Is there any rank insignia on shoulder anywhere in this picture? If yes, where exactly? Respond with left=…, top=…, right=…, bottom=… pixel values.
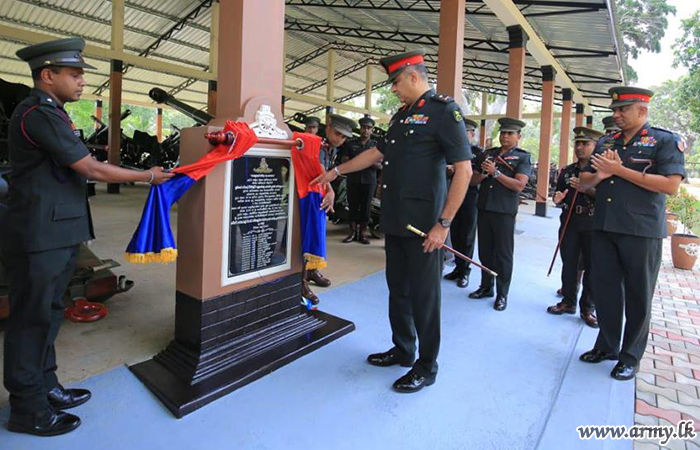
left=453, top=109, right=463, bottom=122
left=676, top=135, right=687, bottom=153
left=434, top=94, right=453, bottom=104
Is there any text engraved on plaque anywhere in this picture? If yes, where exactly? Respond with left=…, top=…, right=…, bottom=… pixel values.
left=228, top=156, right=290, bottom=277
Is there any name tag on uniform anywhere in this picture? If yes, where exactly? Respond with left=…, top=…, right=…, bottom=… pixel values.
left=403, top=114, right=429, bottom=125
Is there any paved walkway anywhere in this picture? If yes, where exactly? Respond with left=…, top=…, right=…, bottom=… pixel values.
left=635, top=240, right=700, bottom=449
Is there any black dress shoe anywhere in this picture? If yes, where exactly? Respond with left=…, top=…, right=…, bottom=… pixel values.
left=456, top=275, right=469, bottom=288
left=48, top=386, right=92, bottom=410
left=392, top=370, right=436, bottom=393
left=579, top=349, right=618, bottom=363
left=367, top=350, right=414, bottom=368
left=8, top=408, right=81, bottom=436
left=443, top=269, right=462, bottom=281
left=546, top=301, right=576, bottom=315
left=468, top=286, right=494, bottom=299
left=493, top=295, right=507, bottom=311
left=611, top=361, right=638, bottom=380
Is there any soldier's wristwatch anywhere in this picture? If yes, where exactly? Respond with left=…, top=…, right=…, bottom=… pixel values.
left=439, top=218, right=452, bottom=228
left=492, top=170, right=502, bottom=179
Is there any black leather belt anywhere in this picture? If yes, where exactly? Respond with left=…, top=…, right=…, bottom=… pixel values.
left=575, top=205, right=594, bottom=215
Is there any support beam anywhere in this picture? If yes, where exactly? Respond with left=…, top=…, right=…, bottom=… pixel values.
left=436, top=0, right=466, bottom=105
left=506, top=25, right=527, bottom=119
left=156, top=108, right=163, bottom=143
left=325, top=48, right=335, bottom=121
left=111, top=0, right=124, bottom=53
left=107, top=59, right=123, bottom=194
left=95, top=100, right=103, bottom=130
left=536, top=66, right=556, bottom=217
left=283, top=91, right=390, bottom=120
left=479, top=92, right=488, bottom=148
left=0, top=24, right=216, bottom=82
left=365, top=65, right=372, bottom=111
left=209, top=1, right=219, bottom=78
left=559, top=88, right=573, bottom=169
left=575, top=104, right=584, bottom=128
left=482, top=0, right=593, bottom=114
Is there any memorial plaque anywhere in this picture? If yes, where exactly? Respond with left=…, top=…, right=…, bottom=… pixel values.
left=222, top=149, right=293, bottom=284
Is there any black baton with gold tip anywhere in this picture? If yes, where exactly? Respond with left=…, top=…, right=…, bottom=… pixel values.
left=406, top=225, right=498, bottom=277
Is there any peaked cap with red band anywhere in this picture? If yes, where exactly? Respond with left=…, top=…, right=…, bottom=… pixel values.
left=608, top=86, right=654, bottom=109
left=379, top=49, right=426, bottom=81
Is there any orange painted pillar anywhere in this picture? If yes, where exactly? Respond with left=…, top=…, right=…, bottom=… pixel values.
left=479, top=119, right=487, bottom=148
left=107, top=59, right=122, bottom=194
left=95, top=99, right=103, bottom=130
left=506, top=25, right=528, bottom=119
left=559, top=89, right=573, bottom=169
left=536, top=66, right=556, bottom=217
left=207, top=80, right=217, bottom=116
left=436, top=0, right=466, bottom=102
left=575, top=104, right=584, bottom=128
left=156, top=108, right=163, bottom=143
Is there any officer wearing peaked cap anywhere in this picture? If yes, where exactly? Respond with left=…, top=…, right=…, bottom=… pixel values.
left=340, top=115, right=379, bottom=245
left=303, top=116, right=321, bottom=135
left=547, top=127, right=604, bottom=328
left=602, top=116, right=620, bottom=134
left=302, top=113, right=358, bottom=305
left=311, top=49, right=473, bottom=393
left=445, top=117, right=483, bottom=288
left=468, top=117, right=532, bottom=311
left=0, top=38, right=173, bottom=436
left=578, top=86, right=685, bottom=381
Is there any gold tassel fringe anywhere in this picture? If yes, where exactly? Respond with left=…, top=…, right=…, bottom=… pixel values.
left=125, top=248, right=178, bottom=264
left=304, top=253, right=327, bottom=271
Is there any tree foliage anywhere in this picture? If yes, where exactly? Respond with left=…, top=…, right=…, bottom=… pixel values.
left=615, top=0, right=676, bottom=81
left=673, top=10, right=700, bottom=138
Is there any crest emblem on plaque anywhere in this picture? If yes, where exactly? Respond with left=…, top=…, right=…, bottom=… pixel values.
left=253, top=157, right=273, bottom=174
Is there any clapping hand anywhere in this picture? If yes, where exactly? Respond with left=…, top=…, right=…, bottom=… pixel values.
left=553, top=189, right=568, bottom=205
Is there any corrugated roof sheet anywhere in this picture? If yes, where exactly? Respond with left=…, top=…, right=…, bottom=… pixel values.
left=0, top=0, right=624, bottom=118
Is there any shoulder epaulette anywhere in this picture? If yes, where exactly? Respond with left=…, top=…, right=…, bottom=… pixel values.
left=433, top=93, right=454, bottom=104
left=650, top=126, right=674, bottom=135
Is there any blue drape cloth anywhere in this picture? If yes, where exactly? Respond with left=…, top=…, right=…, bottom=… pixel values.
left=125, top=174, right=195, bottom=263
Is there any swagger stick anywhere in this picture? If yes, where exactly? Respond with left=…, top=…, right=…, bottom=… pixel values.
left=406, top=224, right=498, bottom=277
left=546, top=190, right=579, bottom=276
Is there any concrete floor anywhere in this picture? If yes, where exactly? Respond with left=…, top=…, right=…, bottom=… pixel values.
left=0, top=182, right=389, bottom=408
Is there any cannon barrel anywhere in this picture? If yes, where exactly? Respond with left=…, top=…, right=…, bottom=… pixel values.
left=149, top=88, right=213, bottom=126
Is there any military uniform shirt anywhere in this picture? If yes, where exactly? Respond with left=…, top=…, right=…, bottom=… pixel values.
left=466, top=145, right=483, bottom=198
left=0, top=88, right=93, bottom=252
left=340, top=137, right=378, bottom=185
left=377, top=89, right=472, bottom=236
left=477, top=146, right=532, bottom=215
left=588, top=123, right=685, bottom=238
left=556, top=162, right=595, bottom=229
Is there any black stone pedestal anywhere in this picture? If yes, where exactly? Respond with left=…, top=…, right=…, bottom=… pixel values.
left=129, top=273, right=354, bottom=418
left=535, top=201, right=547, bottom=217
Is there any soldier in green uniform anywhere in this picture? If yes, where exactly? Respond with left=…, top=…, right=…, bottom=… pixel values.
left=312, top=50, right=472, bottom=393
left=0, top=38, right=173, bottom=436
left=339, top=116, right=379, bottom=245
left=546, top=127, right=603, bottom=328
left=468, top=118, right=532, bottom=311
left=579, top=87, right=685, bottom=380
left=444, top=118, right=483, bottom=288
